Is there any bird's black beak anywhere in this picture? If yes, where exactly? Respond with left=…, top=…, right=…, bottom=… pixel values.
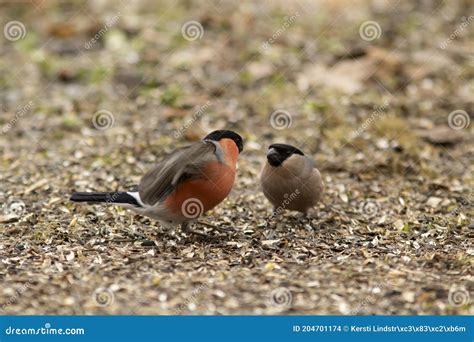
left=267, top=148, right=282, bottom=167
left=237, top=140, right=244, bottom=153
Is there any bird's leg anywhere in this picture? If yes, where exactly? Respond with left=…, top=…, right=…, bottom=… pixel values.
left=180, top=222, right=190, bottom=233
left=298, top=210, right=310, bottom=224
left=264, top=207, right=278, bottom=229
left=267, top=207, right=280, bottom=224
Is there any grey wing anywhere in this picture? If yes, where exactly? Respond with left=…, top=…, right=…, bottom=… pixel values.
left=138, top=141, right=217, bottom=206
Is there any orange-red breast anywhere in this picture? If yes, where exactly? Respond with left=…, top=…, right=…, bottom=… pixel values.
left=260, top=144, right=323, bottom=215
left=71, top=130, right=243, bottom=232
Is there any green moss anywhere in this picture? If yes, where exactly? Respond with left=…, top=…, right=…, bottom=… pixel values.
left=304, top=100, right=329, bottom=114
left=62, top=113, right=83, bottom=131
left=239, top=70, right=252, bottom=86
left=160, top=84, right=182, bottom=107
left=89, top=66, right=111, bottom=83
left=16, top=31, right=39, bottom=53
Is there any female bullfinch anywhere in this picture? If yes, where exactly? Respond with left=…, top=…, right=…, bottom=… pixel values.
left=260, top=144, right=323, bottom=215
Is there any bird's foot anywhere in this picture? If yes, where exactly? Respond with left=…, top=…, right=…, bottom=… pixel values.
left=263, top=208, right=278, bottom=227
left=296, top=211, right=312, bottom=226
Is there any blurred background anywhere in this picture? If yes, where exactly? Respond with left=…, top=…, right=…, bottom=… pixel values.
left=0, top=0, right=472, bottom=315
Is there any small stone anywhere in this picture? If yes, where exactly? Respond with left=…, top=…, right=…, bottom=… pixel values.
left=65, top=251, right=75, bottom=261
left=339, top=193, right=349, bottom=203
left=370, top=237, right=379, bottom=247
left=402, top=291, right=416, bottom=303
left=426, top=197, right=443, bottom=208
left=64, top=297, right=75, bottom=305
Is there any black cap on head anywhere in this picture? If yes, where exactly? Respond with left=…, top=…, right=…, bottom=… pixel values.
left=267, top=143, right=304, bottom=167
left=204, top=130, right=244, bottom=153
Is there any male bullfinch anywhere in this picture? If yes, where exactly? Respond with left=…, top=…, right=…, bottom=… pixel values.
left=260, top=144, right=323, bottom=215
left=70, top=130, right=243, bottom=234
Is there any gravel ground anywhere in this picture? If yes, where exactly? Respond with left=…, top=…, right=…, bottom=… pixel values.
left=0, top=0, right=472, bottom=315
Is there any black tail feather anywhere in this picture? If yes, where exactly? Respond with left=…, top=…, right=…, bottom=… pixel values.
left=70, top=192, right=139, bottom=206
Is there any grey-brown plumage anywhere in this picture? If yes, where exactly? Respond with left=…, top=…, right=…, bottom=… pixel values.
left=260, top=144, right=323, bottom=214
